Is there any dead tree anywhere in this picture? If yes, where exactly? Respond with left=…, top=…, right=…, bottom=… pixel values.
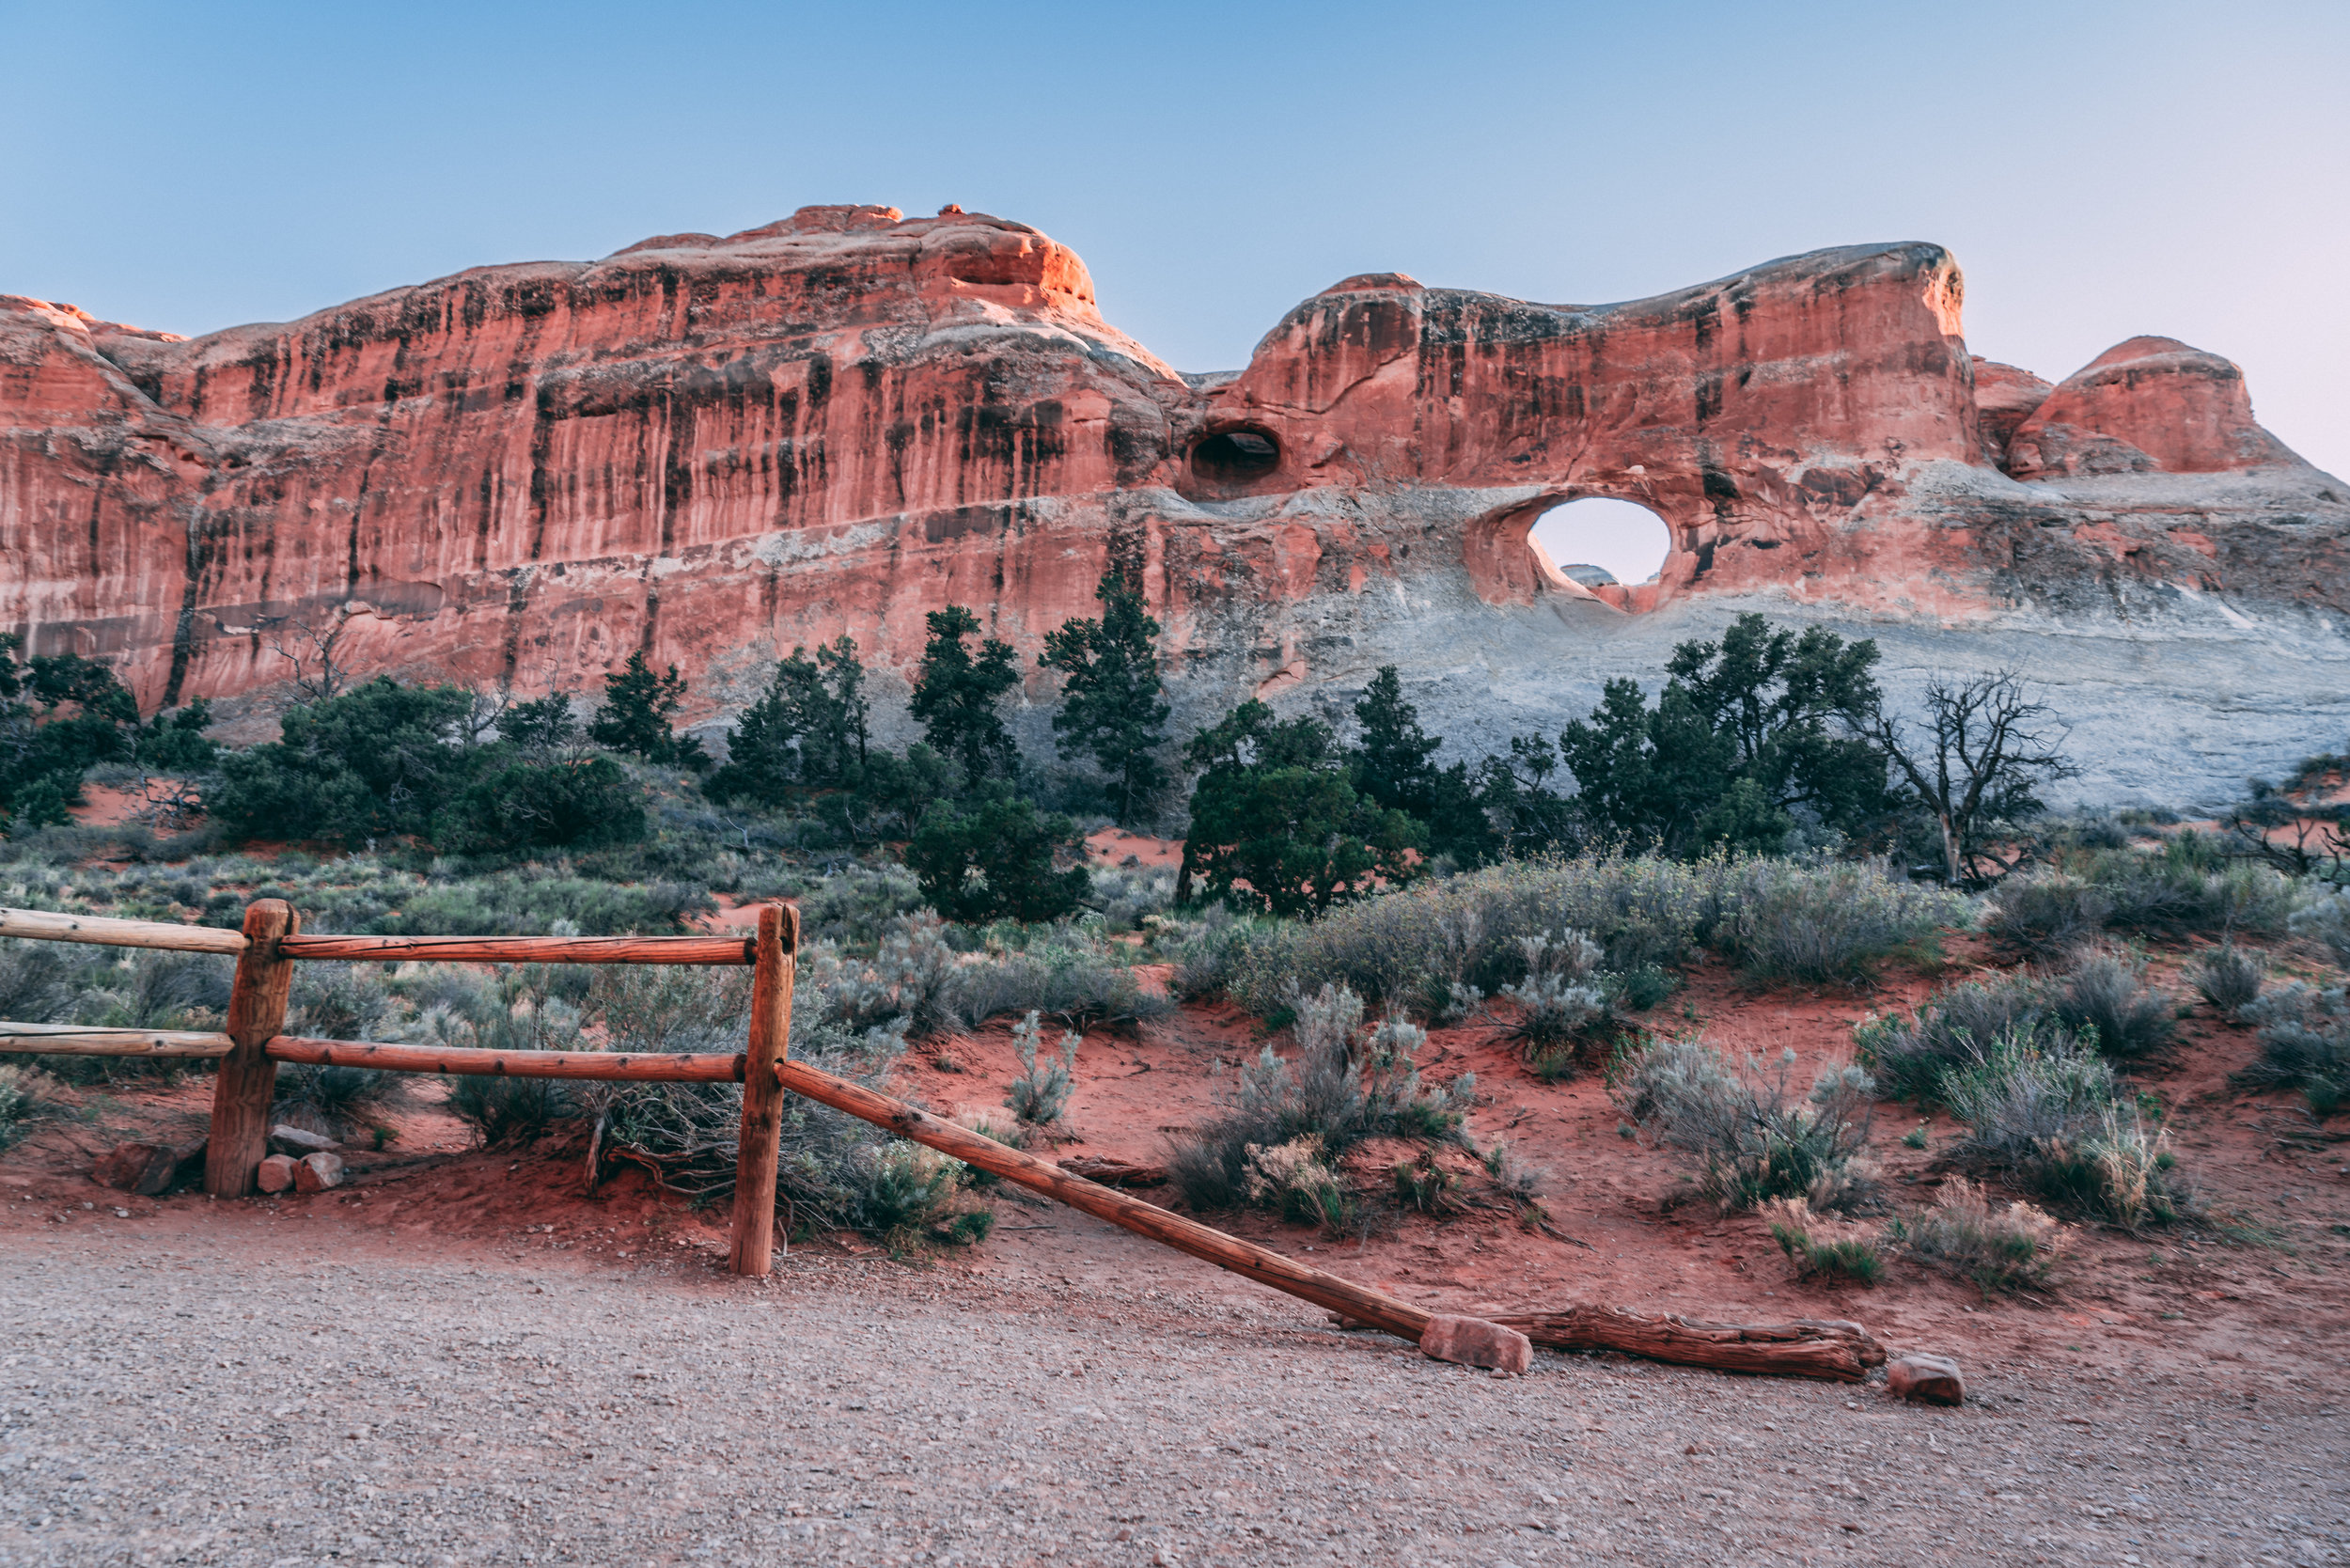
left=258, top=604, right=363, bottom=704
left=1867, top=670, right=2076, bottom=886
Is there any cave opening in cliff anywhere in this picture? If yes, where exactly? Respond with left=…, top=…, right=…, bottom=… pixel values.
left=1527, top=497, right=1670, bottom=593
left=1189, top=429, right=1281, bottom=486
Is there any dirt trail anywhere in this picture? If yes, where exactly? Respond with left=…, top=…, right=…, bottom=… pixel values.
left=1, top=1209, right=2342, bottom=1568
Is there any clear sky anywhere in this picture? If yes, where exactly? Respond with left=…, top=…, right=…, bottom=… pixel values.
left=4, top=1, right=2342, bottom=476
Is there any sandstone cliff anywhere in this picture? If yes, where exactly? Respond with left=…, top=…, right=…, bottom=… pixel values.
left=4, top=205, right=2344, bottom=806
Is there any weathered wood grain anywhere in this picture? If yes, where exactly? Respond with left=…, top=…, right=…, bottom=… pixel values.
left=0, top=907, right=247, bottom=955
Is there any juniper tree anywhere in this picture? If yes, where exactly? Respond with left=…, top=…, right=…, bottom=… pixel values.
left=1344, top=665, right=1498, bottom=867
left=1041, top=527, right=1170, bottom=824
left=588, top=651, right=709, bottom=770
left=1347, top=666, right=1440, bottom=819
left=909, top=605, right=1021, bottom=786
left=705, top=635, right=871, bottom=807
left=1558, top=614, right=1889, bottom=856
left=1179, top=700, right=1421, bottom=918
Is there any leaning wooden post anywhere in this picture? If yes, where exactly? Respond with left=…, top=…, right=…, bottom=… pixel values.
left=728, top=902, right=797, bottom=1276
left=205, top=900, right=299, bottom=1198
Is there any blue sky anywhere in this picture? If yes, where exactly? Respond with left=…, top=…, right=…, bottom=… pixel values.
left=4, top=1, right=2343, bottom=475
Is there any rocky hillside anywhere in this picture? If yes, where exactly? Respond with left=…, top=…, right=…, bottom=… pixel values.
left=4, top=205, right=2344, bottom=805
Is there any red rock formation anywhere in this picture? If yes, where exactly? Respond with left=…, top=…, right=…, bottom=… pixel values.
left=1, top=209, right=2341, bottom=736
left=1969, top=359, right=2055, bottom=467
left=2004, top=336, right=2296, bottom=478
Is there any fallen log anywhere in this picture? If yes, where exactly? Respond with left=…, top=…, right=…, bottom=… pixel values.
left=0, top=1024, right=234, bottom=1057
left=1487, top=1306, right=1888, bottom=1383
left=277, top=933, right=753, bottom=966
left=267, top=1036, right=745, bottom=1081
left=0, top=906, right=249, bottom=955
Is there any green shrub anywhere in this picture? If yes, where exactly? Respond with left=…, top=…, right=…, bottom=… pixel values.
left=274, top=958, right=405, bottom=1128
left=946, top=935, right=1172, bottom=1033
left=1935, top=1027, right=2184, bottom=1225
left=212, top=679, right=478, bottom=846
left=1608, top=1037, right=1877, bottom=1211
left=1222, top=853, right=1721, bottom=1017
left=0, top=940, right=85, bottom=1023
left=1982, top=873, right=2111, bottom=955
left=1084, top=866, right=1175, bottom=933
left=1608, top=964, right=1677, bottom=1012
left=1244, top=1136, right=1359, bottom=1234
left=2291, top=887, right=2350, bottom=966
left=1936, top=1026, right=2117, bottom=1168
left=435, top=755, right=648, bottom=856
left=1992, top=846, right=2298, bottom=953
left=567, top=956, right=938, bottom=1238
left=1390, top=1147, right=1461, bottom=1216
left=1712, top=857, right=1963, bottom=985
left=2089, top=840, right=2297, bottom=940
left=2232, top=981, right=2348, bottom=1112
left=442, top=973, right=587, bottom=1147
left=1855, top=970, right=2049, bottom=1103
left=0, top=1064, right=46, bottom=1150
left=1890, top=1177, right=2064, bottom=1296
left=1496, top=929, right=1608, bottom=1051
left=2191, top=944, right=2264, bottom=1013
left=795, top=864, right=925, bottom=949
left=2051, top=950, right=2175, bottom=1059
left=1004, top=1011, right=1080, bottom=1127
left=371, top=869, right=713, bottom=936
left=1168, top=981, right=1474, bottom=1212
left=1156, top=905, right=1280, bottom=1003
left=1760, top=1197, right=1884, bottom=1285
left=907, top=789, right=1089, bottom=925
left=858, top=1143, right=964, bottom=1241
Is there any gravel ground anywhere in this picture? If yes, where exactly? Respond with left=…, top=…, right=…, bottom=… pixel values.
left=0, top=1220, right=2342, bottom=1568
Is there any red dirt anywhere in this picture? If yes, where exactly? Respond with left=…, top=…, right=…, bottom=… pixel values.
left=1085, top=828, right=1183, bottom=869
left=65, top=783, right=149, bottom=828
left=3, top=939, right=2342, bottom=1397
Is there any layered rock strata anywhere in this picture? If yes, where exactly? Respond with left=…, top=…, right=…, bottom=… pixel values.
left=4, top=205, right=2344, bottom=805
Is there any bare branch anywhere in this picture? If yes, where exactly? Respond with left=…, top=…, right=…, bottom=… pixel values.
left=258, top=604, right=367, bottom=704
left=1868, top=670, right=2075, bottom=886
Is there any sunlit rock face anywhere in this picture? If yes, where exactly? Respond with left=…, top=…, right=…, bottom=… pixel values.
left=3, top=206, right=2344, bottom=805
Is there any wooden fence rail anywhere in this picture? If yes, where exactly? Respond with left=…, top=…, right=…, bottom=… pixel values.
left=279, top=934, right=755, bottom=965
left=0, top=902, right=1893, bottom=1381
left=0, top=1025, right=234, bottom=1057
left=264, top=1037, right=746, bottom=1082
left=0, top=907, right=249, bottom=955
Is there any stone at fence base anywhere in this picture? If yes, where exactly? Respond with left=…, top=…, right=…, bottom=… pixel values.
left=94, top=1137, right=207, bottom=1196
left=1886, top=1353, right=1965, bottom=1405
left=293, top=1152, right=346, bottom=1193
left=1418, top=1314, right=1534, bottom=1375
left=94, top=1142, right=167, bottom=1193
left=257, top=1154, right=298, bottom=1194
left=269, top=1124, right=342, bottom=1156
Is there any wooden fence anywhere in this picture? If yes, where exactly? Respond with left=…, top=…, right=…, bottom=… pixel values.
left=0, top=900, right=1893, bottom=1380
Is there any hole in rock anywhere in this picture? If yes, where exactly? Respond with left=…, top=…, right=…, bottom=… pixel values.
left=1527, top=497, right=1670, bottom=589
left=1190, top=430, right=1281, bottom=486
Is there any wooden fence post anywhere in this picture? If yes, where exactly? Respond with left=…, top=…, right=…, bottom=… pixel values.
left=728, top=902, right=797, bottom=1276
left=205, top=900, right=298, bottom=1198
